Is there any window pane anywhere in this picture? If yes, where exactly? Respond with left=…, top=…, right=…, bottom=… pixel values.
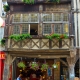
left=13, top=14, right=21, bottom=22
left=22, top=14, right=29, bottom=22
left=43, top=24, right=51, bottom=34
left=22, top=24, right=29, bottom=34
left=54, top=13, right=62, bottom=21
left=63, top=13, right=68, bottom=21
left=13, top=25, right=20, bottom=34
left=30, top=13, right=38, bottom=22
left=54, top=24, right=62, bottom=34
left=42, top=14, right=52, bottom=22
left=63, top=23, right=69, bottom=34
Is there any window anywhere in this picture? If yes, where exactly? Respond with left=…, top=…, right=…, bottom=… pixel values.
left=30, top=13, right=38, bottom=22
left=54, top=24, right=62, bottom=34
left=22, top=14, right=29, bottom=22
left=13, top=25, right=20, bottom=34
left=13, top=14, right=21, bottom=22
left=22, top=24, right=29, bottom=34
left=42, top=13, right=69, bottom=35
left=43, top=24, right=51, bottom=35
left=42, top=14, right=52, bottom=22
left=63, top=13, right=68, bottom=21
left=63, top=23, right=69, bottom=34
left=13, top=13, right=38, bottom=23
left=30, top=24, right=38, bottom=35
left=53, top=13, right=62, bottom=21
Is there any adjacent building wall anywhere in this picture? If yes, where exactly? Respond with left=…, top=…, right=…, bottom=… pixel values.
left=72, top=0, right=80, bottom=48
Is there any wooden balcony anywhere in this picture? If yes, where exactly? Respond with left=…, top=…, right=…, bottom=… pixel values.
left=5, top=37, right=74, bottom=58
left=7, top=0, right=71, bottom=4
left=7, top=38, right=73, bottom=50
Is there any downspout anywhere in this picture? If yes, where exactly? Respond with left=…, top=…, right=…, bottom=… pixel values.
left=77, top=0, right=80, bottom=48
left=72, top=0, right=78, bottom=47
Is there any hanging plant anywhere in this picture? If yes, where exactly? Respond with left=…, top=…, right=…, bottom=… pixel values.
left=30, top=62, right=39, bottom=70
left=45, top=33, right=68, bottom=40
left=22, top=0, right=35, bottom=4
left=17, top=61, right=26, bottom=69
left=0, top=38, right=6, bottom=46
left=9, top=33, right=32, bottom=41
left=41, top=63, right=49, bottom=71
left=3, top=5, right=10, bottom=12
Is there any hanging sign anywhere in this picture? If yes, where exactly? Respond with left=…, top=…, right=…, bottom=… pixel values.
left=0, top=51, right=5, bottom=59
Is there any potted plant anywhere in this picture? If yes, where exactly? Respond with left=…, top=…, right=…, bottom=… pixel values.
left=9, top=33, right=32, bottom=41
left=0, top=38, right=6, bottom=46
left=17, top=61, right=26, bottom=70
left=30, top=62, right=39, bottom=70
left=41, top=63, right=49, bottom=71
left=45, top=33, right=68, bottom=40
left=3, top=5, right=10, bottom=12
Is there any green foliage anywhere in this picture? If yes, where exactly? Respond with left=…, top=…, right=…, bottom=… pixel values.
left=3, top=5, right=10, bottom=12
left=46, top=0, right=60, bottom=3
left=22, top=0, right=34, bottom=4
left=41, top=63, right=49, bottom=70
left=17, top=62, right=26, bottom=69
left=30, top=62, right=39, bottom=70
left=0, top=38, right=6, bottom=46
left=9, top=33, right=32, bottom=41
left=45, top=33, right=68, bottom=40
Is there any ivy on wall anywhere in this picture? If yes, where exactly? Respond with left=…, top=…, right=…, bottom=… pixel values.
left=22, top=0, right=34, bottom=4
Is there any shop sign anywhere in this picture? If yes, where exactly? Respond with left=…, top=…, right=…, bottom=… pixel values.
left=0, top=51, right=5, bottom=59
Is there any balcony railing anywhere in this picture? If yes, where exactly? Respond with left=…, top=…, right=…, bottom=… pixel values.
left=7, top=37, right=74, bottom=50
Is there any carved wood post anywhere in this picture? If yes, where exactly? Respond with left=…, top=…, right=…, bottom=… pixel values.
left=3, top=54, right=12, bottom=80
left=67, top=56, right=76, bottom=80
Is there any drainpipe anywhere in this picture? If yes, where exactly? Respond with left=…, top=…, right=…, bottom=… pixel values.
left=72, top=0, right=78, bottom=47
left=77, top=0, right=80, bottom=48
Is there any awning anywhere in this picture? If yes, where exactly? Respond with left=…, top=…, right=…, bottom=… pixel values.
left=0, top=17, right=5, bottom=27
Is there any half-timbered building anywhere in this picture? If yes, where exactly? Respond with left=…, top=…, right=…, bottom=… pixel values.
left=3, top=0, right=79, bottom=80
